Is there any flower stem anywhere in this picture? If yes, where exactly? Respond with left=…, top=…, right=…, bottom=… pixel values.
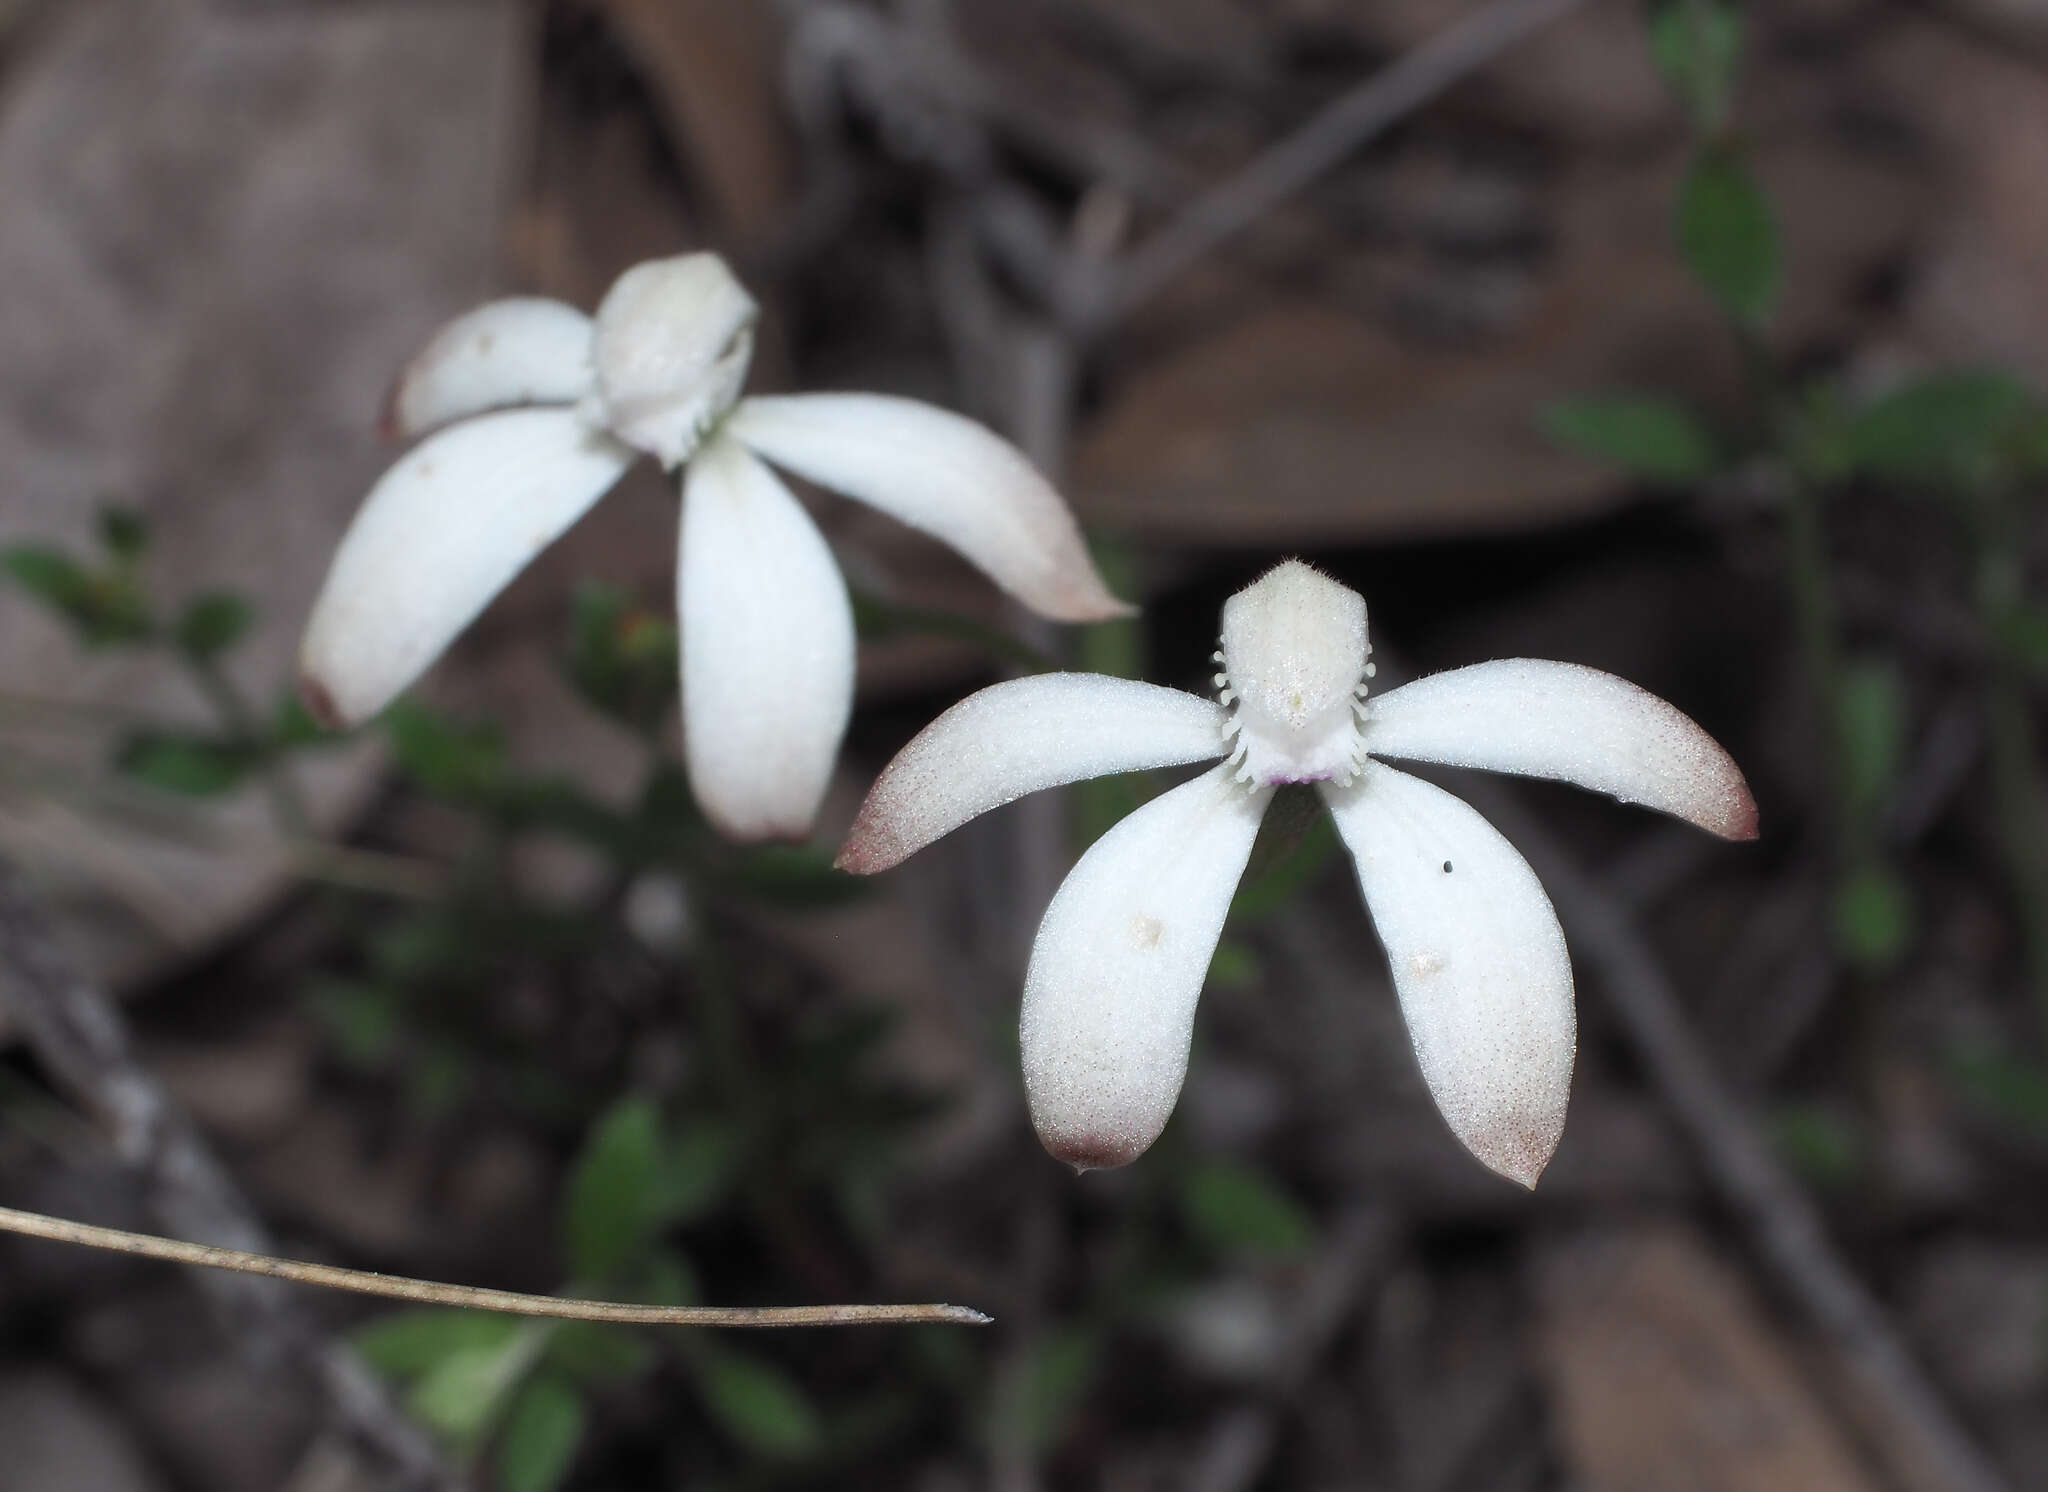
left=1969, top=502, right=2048, bottom=1032
left=184, top=652, right=313, bottom=839
left=0, top=1202, right=989, bottom=1327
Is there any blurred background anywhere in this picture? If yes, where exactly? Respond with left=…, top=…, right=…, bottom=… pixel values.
left=1, top=0, right=2046, bottom=1488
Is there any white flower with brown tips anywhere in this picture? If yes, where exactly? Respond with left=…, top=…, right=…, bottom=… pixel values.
left=839, top=561, right=1756, bottom=1185
left=300, top=254, right=1128, bottom=841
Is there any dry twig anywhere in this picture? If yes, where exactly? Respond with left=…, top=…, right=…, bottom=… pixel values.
left=0, top=857, right=453, bottom=1490
left=1093, top=0, right=1591, bottom=330
left=0, top=1205, right=988, bottom=1327
left=1461, top=786, right=2013, bottom=1492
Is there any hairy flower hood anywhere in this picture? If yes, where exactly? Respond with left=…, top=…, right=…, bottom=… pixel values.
left=840, top=560, right=1756, bottom=1186
left=299, top=253, right=1130, bottom=842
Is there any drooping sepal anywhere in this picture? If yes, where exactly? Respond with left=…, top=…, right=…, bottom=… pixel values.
left=301, top=408, right=634, bottom=727
left=1323, top=762, right=1575, bottom=1188
left=679, top=436, right=854, bottom=841
left=728, top=394, right=1132, bottom=624
left=1021, top=765, right=1270, bottom=1170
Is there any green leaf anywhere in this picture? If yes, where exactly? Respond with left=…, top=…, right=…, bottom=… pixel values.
left=1846, top=372, right=2038, bottom=488
left=692, top=1348, right=823, bottom=1460
left=173, top=590, right=253, bottom=661
left=1077, top=535, right=1144, bottom=681
left=97, top=508, right=149, bottom=564
left=271, top=691, right=333, bottom=749
left=1231, top=788, right=1338, bottom=923
left=1833, top=860, right=1912, bottom=971
left=994, top=1324, right=1100, bottom=1456
left=3, top=547, right=92, bottom=612
left=544, top=1322, right=657, bottom=1386
left=724, top=844, right=869, bottom=908
left=848, top=592, right=1056, bottom=675
left=2, top=545, right=151, bottom=646
left=1180, top=1163, right=1317, bottom=1258
left=1945, top=1040, right=2048, bottom=1143
left=1677, top=150, right=1780, bottom=329
left=497, top=1377, right=585, bottom=1492
left=1071, top=770, right=1146, bottom=853
left=1206, top=939, right=1260, bottom=990
left=1995, top=604, right=2048, bottom=677
left=634, top=1250, right=700, bottom=1307
left=563, top=583, right=678, bottom=734
left=307, top=978, right=401, bottom=1069
left=354, top=1309, right=522, bottom=1381
left=386, top=702, right=506, bottom=797
left=651, top=1122, right=739, bottom=1227
left=115, top=732, right=253, bottom=796
left=1543, top=396, right=1718, bottom=483
left=564, top=1097, right=665, bottom=1283
left=410, top=1334, right=534, bottom=1443
left=1834, top=658, right=1905, bottom=827
left=1766, top=1101, right=1864, bottom=1189
left=1650, top=0, right=1743, bottom=133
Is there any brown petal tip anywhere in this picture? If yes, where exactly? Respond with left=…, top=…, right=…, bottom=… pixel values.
left=298, top=673, right=348, bottom=733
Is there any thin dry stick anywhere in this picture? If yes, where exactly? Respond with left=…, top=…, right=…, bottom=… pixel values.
left=1463, top=784, right=2013, bottom=1492
left=0, top=1204, right=989, bottom=1327
left=1094, top=0, right=1589, bottom=330
left=0, top=856, right=452, bottom=1490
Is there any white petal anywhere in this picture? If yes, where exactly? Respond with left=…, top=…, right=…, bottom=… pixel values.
left=1364, top=659, right=1757, bottom=840
left=727, top=394, right=1132, bottom=623
left=300, top=409, right=634, bottom=727
left=837, top=675, right=1227, bottom=873
left=1322, top=762, right=1574, bottom=1188
left=680, top=435, right=855, bottom=841
left=385, top=299, right=595, bottom=441
left=1021, top=765, right=1271, bottom=1170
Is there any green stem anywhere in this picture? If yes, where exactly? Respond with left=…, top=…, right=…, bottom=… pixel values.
left=1971, top=504, right=2048, bottom=1031
left=1739, top=327, right=1853, bottom=867
left=185, top=653, right=313, bottom=839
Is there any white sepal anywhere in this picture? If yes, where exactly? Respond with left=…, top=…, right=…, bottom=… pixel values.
left=1364, top=659, right=1757, bottom=840
left=838, top=675, right=1228, bottom=873
left=385, top=298, right=596, bottom=441
left=1322, top=762, right=1574, bottom=1188
left=591, top=255, right=757, bottom=469
left=680, top=435, right=854, bottom=842
left=727, top=394, right=1133, bottom=623
left=1021, top=764, right=1271, bottom=1170
left=300, top=408, right=634, bottom=727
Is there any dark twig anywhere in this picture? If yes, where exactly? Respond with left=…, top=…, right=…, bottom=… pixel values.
left=0, top=857, right=452, bottom=1490
left=1462, top=786, right=2012, bottom=1492
left=1091, top=0, right=1590, bottom=331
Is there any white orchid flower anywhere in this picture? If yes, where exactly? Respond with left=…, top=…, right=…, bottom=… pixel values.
left=299, top=254, right=1129, bottom=841
left=838, top=561, right=1756, bottom=1185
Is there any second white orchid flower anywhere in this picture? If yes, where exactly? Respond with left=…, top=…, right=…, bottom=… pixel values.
left=839, top=561, right=1756, bottom=1186
left=299, top=254, right=1128, bottom=841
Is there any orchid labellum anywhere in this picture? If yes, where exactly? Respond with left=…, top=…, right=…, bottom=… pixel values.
left=839, top=561, right=1756, bottom=1186
left=299, top=254, right=1129, bottom=841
